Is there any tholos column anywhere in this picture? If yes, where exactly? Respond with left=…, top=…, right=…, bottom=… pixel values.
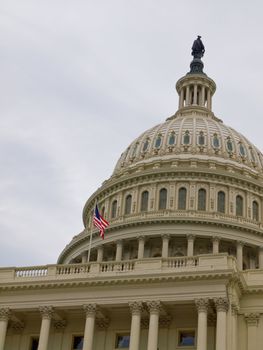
left=0, top=308, right=10, bottom=350
left=212, top=236, right=220, bottom=254
left=195, top=298, right=209, bottom=350
left=187, top=234, right=195, bottom=256
left=137, top=236, right=145, bottom=259
left=245, top=313, right=260, bottom=350
left=146, top=301, right=161, bottom=350
left=129, top=302, right=143, bottom=350
left=97, top=245, right=104, bottom=262
left=115, top=240, right=123, bottom=261
left=83, top=304, right=96, bottom=350
left=214, top=298, right=229, bottom=350
left=236, top=241, right=244, bottom=270
left=38, top=306, right=53, bottom=350
left=258, top=246, right=263, bottom=268
left=161, top=234, right=170, bottom=258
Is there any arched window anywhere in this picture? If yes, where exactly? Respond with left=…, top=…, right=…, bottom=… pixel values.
left=226, top=137, right=233, bottom=153
left=212, top=133, right=220, bottom=148
left=239, top=143, right=246, bottom=157
left=253, top=201, right=259, bottom=221
left=183, top=131, right=190, bottom=145
left=141, top=191, right=149, bottom=212
left=178, top=187, right=187, bottom=210
left=159, top=188, right=167, bottom=210
left=125, top=195, right=132, bottom=215
left=168, top=132, right=175, bottom=145
left=132, top=142, right=139, bottom=157
left=250, top=147, right=256, bottom=163
left=236, top=195, right=243, bottom=216
left=198, top=131, right=205, bottom=145
left=142, top=139, right=149, bottom=152
left=217, top=191, right=225, bottom=213
left=111, top=200, right=117, bottom=218
left=198, top=188, right=206, bottom=211
left=155, top=135, right=162, bottom=148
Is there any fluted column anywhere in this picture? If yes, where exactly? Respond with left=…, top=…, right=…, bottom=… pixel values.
left=187, top=234, right=195, bottom=256
left=212, top=236, right=220, bottom=254
left=179, top=89, right=184, bottom=108
left=193, top=84, right=198, bottom=105
left=236, top=241, right=244, bottom=270
left=186, top=86, right=190, bottom=106
left=116, top=240, right=123, bottom=261
left=38, top=306, right=53, bottom=350
left=231, top=304, right=238, bottom=350
left=161, top=234, right=170, bottom=258
left=207, top=89, right=211, bottom=109
left=214, top=298, right=229, bottom=350
left=245, top=313, right=260, bottom=350
left=0, top=308, right=10, bottom=350
left=83, top=304, right=96, bottom=350
left=129, top=302, right=143, bottom=350
left=258, top=246, right=263, bottom=269
left=97, top=246, right=104, bottom=262
left=147, top=301, right=161, bottom=350
left=201, top=85, right=205, bottom=106
left=195, top=298, right=209, bottom=350
left=138, top=236, right=145, bottom=259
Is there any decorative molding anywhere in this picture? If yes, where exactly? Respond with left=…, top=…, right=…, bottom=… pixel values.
left=245, top=313, right=260, bottom=326
left=39, top=306, right=53, bottom=320
left=231, top=303, right=239, bottom=316
left=96, top=317, right=110, bottom=330
left=207, top=313, right=216, bottom=326
left=146, top=300, right=161, bottom=315
left=129, top=301, right=143, bottom=315
left=214, top=297, right=229, bottom=312
left=0, top=308, right=11, bottom=321
left=10, top=321, right=25, bottom=333
left=159, top=315, right=172, bottom=328
left=195, top=298, right=209, bottom=313
left=83, top=304, right=96, bottom=317
left=53, top=320, right=67, bottom=332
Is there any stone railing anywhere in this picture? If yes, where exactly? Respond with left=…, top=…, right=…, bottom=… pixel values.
left=0, top=254, right=236, bottom=284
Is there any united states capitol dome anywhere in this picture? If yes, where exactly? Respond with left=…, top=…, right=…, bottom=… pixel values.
left=58, top=38, right=263, bottom=266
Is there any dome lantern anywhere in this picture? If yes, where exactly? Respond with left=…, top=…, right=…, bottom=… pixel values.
left=176, top=36, right=216, bottom=114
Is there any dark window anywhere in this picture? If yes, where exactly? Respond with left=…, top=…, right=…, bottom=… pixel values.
left=30, top=338, right=39, bottom=350
left=253, top=201, right=259, bottom=221
left=250, top=148, right=256, bottom=162
left=236, top=195, right=243, bottom=216
left=125, top=195, right=132, bottom=215
left=115, top=334, right=130, bottom=348
left=178, top=330, right=195, bottom=347
left=141, top=191, right=149, bottom=212
left=226, top=138, right=233, bottom=152
left=155, top=135, right=162, bottom=148
left=198, top=188, right=206, bottom=211
left=198, top=131, right=205, bottom=145
left=239, top=143, right=246, bottom=157
left=159, top=188, right=167, bottom=210
left=183, top=131, right=190, bottom=145
left=72, top=336, right=84, bottom=350
left=111, top=200, right=117, bottom=218
left=217, top=191, right=225, bottom=213
left=213, top=134, right=220, bottom=148
left=168, top=133, right=175, bottom=145
left=142, top=139, right=149, bottom=152
left=132, top=142, right=138, bottom=157
left=178, top=187, right=187, bottom=210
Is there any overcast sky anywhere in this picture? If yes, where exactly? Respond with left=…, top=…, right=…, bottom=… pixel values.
left=1, top=0, right=263, bottom=267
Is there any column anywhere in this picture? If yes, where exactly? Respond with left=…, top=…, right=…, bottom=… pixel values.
left=53, top=320, right=67, bottom=350
left=146, top=301, right=161, bottom=350
left=195, top=298, right=209, bottom=350
left=0, top=308, right=10, bottom=350
left=83, top=304, right=96, bottom=350
left=193, top=84, right=198, bottom=105
left=186, top=86, right=190, bottom=106
left=201, top=85, right=205, bottom=106
left=97, top=246, right=104, bottom=262
left=38, top=306, right=53, bottom=350
left=129, top=302, right=143, bottom=350
left=258, top=246, right=263, bottom=269
left=187, top=234, right=195, bottom=256
left=245, top=313, right=260, bottom=350
left=115, top=240, right=123, bottom=261
left=179, top=89, right=184, bottom=108
left=138, top=236, right=145, bottom=259
left=10, top=321, right=25, bottom=349
left=212, top=236, right=220, bottom=254
left=161, top=234, right=170, bottom=258
left=207, top=89, right=211, bottom=109
left=214, top=298, right=229, bottom=350
left=82, top=251, right=88, bottom=263
left=231, top=304, right=238, bottom=350
left=236, top=241, right=244, bottom=270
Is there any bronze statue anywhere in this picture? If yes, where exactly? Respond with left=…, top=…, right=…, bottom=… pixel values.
left=191, top=35, right=205, bottom=59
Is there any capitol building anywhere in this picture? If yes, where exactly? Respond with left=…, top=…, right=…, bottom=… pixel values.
left=1, top=39, right=263, bottom=350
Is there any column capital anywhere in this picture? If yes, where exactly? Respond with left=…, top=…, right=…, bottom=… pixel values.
left=53, top=320, right=67, bottom=332
left=146, top=300, right=161, bottom=315
left=96, top=317, right=110, bottom=330
left=83, top=304, right=97, bottom=317
left=129, top=301, right=143, bottom=315
left=11, top=321, right=25, bottom=333
left=245, top=313, right=260, bottom=326
left=212, top=235, right=221, bottom=243
left=0, top=308, right=11, bottom=321
left=187, top=234, right=195, bottom=240
left=231, top=303, right=239, bottom=316
left=137, top=235, right=146, bottom=242
left=214, top=297, right=229, bottom=312
left=39, top=306, right=53, bottom=320
left=195, top=298, right=209, bottom=313
left=161, top=234, right=170, bottom=240
left=258, top=245, right=263, bottom=251
left=159, top=316, right=172, bottom=328
left=236, top=240, right=244, bottom=247
left=116, top=239, right=123, bottom=245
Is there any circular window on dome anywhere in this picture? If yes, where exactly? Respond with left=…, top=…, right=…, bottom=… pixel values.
left=239, top=143, right=246, bottom=157
left=226, top=137, right=234, bottom=153
left=183, top=130, right=190, bottom=145
left=212, top=133, right=220, bottom=148
left=168, top=132, right=176, bottom=146
left=198, top=131, right=205, bottom=146
left=142, top=138, right=149, bottom=152
left=155, top=134, right=162, bottom=148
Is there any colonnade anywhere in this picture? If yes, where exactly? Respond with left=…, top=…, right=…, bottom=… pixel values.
left=81, top=234, right=263, bottom=270
left=0, top=298, right=231, bottom=350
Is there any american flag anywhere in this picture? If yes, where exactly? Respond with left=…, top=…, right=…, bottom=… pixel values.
left=93, top=204, right=109, bottom=239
